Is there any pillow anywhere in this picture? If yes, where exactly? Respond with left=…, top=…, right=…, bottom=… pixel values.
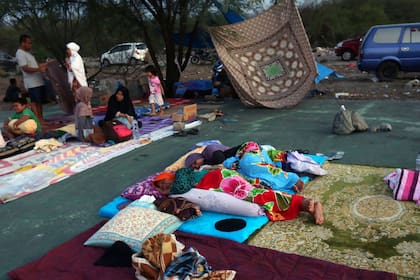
left=177, top=211, right=269, bottom=243
left=170, top=188, right=265, bottom=217
left=165, top=146, right=206, bottom=171
left=85, top=200, right=183, bottom=251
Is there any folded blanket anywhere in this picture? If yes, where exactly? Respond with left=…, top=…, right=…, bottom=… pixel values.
left=384, top=168, right=420, bottom=205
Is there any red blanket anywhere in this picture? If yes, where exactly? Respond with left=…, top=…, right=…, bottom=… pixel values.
left=8, top=221, right=397, bottom=280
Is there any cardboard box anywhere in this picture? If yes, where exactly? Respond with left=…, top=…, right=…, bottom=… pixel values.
left=182, top=104, right=197, bottom=122
left=171, top=104, right=197, bottom=123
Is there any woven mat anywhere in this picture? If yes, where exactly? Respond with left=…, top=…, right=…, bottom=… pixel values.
left=248, top=163, right=420, bottom=279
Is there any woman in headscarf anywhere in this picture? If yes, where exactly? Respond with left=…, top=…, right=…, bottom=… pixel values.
left=66, top=42, right=87, bottom=91
left=104, top=86, right=137, bottom=129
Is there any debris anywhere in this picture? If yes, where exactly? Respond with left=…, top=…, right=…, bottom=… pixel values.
left=335, top=92, right=350, bottom=98
left=404, top=79, right=420, bottom=89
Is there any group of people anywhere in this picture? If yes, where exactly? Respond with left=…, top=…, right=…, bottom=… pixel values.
left=2, top=34, right=167, bottom=143
left=147, top=142, right=324, bottom=225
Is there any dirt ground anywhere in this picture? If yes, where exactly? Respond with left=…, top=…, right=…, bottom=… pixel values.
left=1, top=55, right=420, bottom=111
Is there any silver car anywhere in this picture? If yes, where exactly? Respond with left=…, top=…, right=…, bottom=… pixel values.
left=100, top=42, right=148, bottom=67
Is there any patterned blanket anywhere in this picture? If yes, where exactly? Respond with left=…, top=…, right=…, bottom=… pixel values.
left=210, top=0, right=316, bottom=108
left=0, top=120, right=201, bottom=204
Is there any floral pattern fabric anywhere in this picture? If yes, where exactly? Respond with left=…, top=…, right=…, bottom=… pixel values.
left=196, top=168, right=302, bottom=221
left=224, top=141, right=299, bottom=194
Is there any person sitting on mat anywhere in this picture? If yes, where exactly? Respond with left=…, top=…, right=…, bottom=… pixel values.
left=104, top=85, right=137, bottom=129
left=3, top=97, right=41, bottom=139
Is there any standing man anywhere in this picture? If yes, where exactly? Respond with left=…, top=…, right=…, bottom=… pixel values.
left=16, top=34, right=47, bottom=123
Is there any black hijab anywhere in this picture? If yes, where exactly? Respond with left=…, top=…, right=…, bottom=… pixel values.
left=104, top=86, right=137, bottom=121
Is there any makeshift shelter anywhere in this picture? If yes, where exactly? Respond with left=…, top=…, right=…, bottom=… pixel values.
left=209, top=0, right=317, bottom=108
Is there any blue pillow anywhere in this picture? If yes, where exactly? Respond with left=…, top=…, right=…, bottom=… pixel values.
left=98, top=196, right=131, bottom=219
left=177, top=211, right=268, bottom=243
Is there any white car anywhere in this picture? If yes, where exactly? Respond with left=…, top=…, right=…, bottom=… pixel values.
left=100, top=42, right=148, bottom=67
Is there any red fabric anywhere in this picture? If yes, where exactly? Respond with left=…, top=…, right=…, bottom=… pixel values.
left=195, top=169, right=303, bottom=222
left=195, top=169, right=223, bottom=190
left=8, top=221, right=397, bottom=280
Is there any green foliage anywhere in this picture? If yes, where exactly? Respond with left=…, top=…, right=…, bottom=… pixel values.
left=299, top=0, right=420, bottom=47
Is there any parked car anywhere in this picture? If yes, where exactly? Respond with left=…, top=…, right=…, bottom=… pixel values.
left=0, top=51, right=17, bottom=71
left=334, top=37, right=362, bottom=61
left=358, top=23, right=420, bottom=81
left=100, top=42, right=148, bottom=67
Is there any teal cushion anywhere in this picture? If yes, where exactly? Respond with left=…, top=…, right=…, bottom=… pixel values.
left=177, top=211, right=268, bottom=243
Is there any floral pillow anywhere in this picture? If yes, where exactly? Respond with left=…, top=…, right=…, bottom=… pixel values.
left=84, top=200, right=183, bottom=251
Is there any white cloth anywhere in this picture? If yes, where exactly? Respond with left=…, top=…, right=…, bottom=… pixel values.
left=148, top=93, right=164, bottom=106
left=34, top=138, right=63, bottom=153
left=66, top=42, right=87, bottom=87
left=287, top=151, right=328, bottom=176
left=15, top=49, right=45, bottom=89
left=0, top=132, right=5, bottom=148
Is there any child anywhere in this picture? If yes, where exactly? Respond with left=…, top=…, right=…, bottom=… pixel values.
left=145, top=65, right=165, bottom=116
left=3, top=78, right=21, bottom=102
left=3, top=97, right=41, bottom=139
left=74, top=86, right=93, bottom=140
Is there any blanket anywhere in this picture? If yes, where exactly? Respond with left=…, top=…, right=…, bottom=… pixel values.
left=0, top=120, right=202, bottom=203
left=8, top=221, right=397, bottom=280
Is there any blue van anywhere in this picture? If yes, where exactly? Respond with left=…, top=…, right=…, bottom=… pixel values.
left=357, top=23, right=420, bottom=81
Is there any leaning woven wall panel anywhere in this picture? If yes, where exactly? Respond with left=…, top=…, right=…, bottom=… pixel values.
left=210, top=0, right=316, bottom=108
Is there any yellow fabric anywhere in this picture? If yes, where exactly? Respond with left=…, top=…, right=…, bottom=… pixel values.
left=8, top=119, right=37, bottom=134
left=164, top=146, right=206, bottom=171
left=57, top=124, right=76, bottom=135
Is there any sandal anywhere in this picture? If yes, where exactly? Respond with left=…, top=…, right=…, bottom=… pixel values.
left=214, top=109, right=224, bottom=117
left=173, top=130, right=187, bottom=137
left=186, top=128, right=199, bottom=135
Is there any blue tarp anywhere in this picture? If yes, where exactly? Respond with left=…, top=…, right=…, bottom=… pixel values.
left=173, top=29, right=214, bottom=49
left=315, top=62, right=344, bottom=84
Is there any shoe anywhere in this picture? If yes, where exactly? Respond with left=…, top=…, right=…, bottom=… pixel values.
left=186, top=128, right=199, bottom=135
left=173, top=130, right=187, bottom=137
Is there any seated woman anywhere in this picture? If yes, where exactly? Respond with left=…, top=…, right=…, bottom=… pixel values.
left=104, top=86, right=137, bottom=129
left=3, top=97, right=41, bottom=139
left=224, top=141, right=304, bottom=194
left=170, top=167, right=324, bottom=225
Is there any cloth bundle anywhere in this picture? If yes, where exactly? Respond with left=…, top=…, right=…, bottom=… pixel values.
left=34, top=138, right=63, bottom=153
left=153, top=197, right=201, bottom=221
left=384, top=168, right=420, bottom=205
left=132, top=233, right=236, bottom=280
left=286, top=151, right=328, bottom=176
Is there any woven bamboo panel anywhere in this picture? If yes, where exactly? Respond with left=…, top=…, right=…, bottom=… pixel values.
left=210, top=0, right=316, bottom=108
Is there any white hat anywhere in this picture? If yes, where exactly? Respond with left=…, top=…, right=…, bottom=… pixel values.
left=66, top=42, right=80, bottom=52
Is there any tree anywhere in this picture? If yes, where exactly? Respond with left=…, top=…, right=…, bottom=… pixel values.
left=0, top=0, right=89, bottom=62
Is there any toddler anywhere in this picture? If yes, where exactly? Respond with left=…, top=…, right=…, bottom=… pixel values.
left=145, top=65, right=165, bottom=116
left=74, top=86, right=93, bottom=140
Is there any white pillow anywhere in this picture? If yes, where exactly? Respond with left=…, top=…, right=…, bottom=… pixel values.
left=84, top=200, right=183, bottom=251
left=170, top=188, right=265, bottom=217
